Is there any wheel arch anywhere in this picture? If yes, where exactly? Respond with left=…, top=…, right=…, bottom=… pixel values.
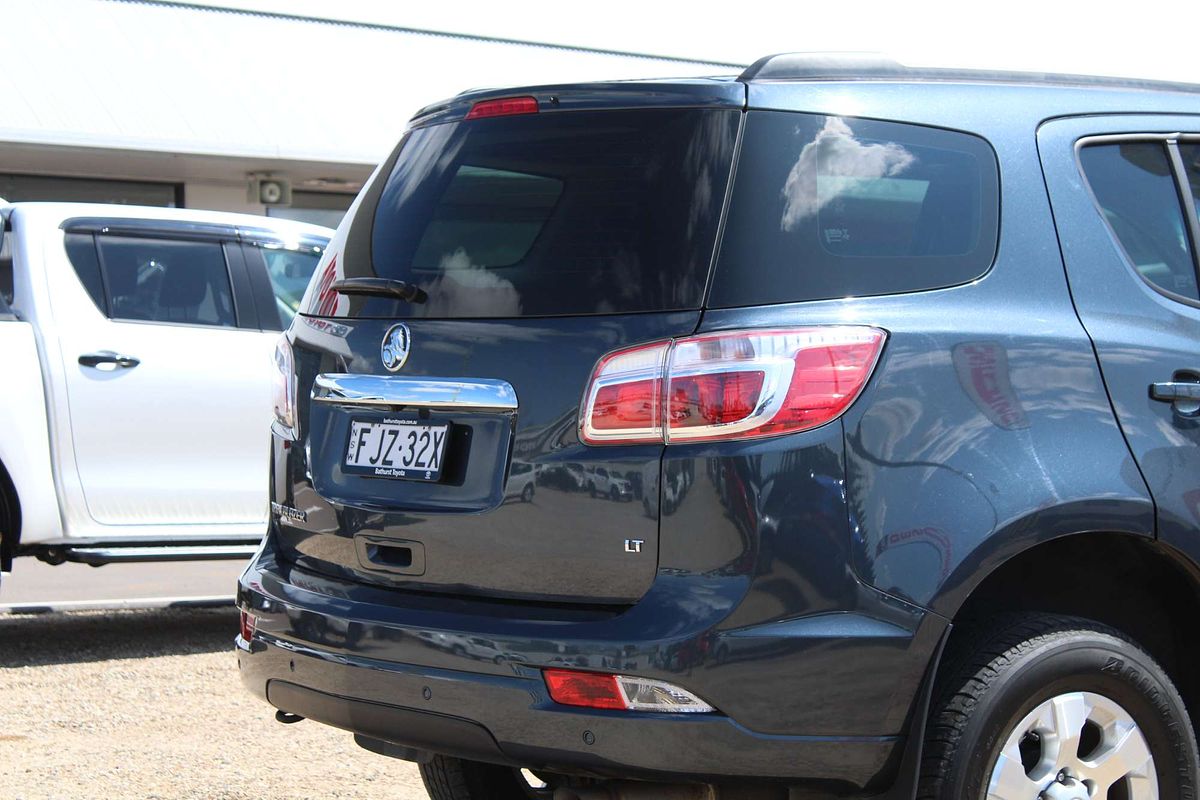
left=922, top=494, right=1156, bottom=618
left=931, top=529, right=1200, bottom=743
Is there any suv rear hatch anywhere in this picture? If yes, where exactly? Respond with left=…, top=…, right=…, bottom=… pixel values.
left=278, top=83, right=743, bottom=605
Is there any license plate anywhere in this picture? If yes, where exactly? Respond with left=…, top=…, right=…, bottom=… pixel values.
left=344, top=419, right=449, bottom=481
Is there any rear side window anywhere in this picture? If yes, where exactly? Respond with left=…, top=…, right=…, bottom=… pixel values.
left=260, top=245, right=321, bottom=327
left=355, top=108, right=740, bottom=318
left=65, top=232, right=106, bottom=312
left=709, top=112, right=999, bottom=307
left=96, top=236, right=237, bottom=327
left=1179, top=143, right=1200, bottom=227
left=0, top=226, right=12, bottom=307
left=1080, top=142, right=1198, bottom=302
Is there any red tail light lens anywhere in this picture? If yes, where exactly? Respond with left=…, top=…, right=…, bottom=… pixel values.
left=579, top=341, right=669, bottom=444
left=593, top=379, right=660, bottom=430
left=465, top=96, right=539, bottom=120
left=580, top=327, right=885, bottom=445
left=669, top=371, right=766, bottom=428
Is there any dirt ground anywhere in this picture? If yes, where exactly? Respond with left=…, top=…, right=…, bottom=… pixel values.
left=0, top=608, right=428, bottom=800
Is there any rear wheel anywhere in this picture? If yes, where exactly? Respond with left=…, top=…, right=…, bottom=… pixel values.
left=420, top=757, right=556, bottom=800
left=919, top=613, right=1198, bottom=799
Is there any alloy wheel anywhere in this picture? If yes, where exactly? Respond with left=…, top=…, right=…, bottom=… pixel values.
left=987, top=691, right=1157, bottom=799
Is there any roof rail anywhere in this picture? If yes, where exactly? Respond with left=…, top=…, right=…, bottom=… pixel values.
left=739, top=52, right=907, bottom=82
left=739, top=51, right=1200, bottom=94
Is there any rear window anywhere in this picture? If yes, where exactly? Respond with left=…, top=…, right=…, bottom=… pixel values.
left=351, top=108, right=739, bottom=318
left=709, top=112, right=999, bottom=307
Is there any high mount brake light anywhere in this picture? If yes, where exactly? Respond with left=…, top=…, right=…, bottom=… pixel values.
left=465, top=96, right=539, bottom=120
left=579, top=327, right=886, bottom=445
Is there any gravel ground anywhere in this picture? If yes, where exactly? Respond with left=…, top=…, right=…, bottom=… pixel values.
left=0, top=608, right=428, bottom=800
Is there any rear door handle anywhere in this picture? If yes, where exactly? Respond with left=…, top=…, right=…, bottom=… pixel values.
left=1150, top=382, right=1200, bottom=401
left=78, top=351, right=140, bottom=369
left=1150, top=377, right=1200, bottom=416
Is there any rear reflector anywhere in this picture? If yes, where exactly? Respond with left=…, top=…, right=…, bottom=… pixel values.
left=239, top=608, right=257, bottom=642
left=465, top=96, right=539, bottom=120
left=543, top=670, right=625, bottom=710
left=580, top=326, right=886, bottom=445
left=543, top=669, right=715, bottom=713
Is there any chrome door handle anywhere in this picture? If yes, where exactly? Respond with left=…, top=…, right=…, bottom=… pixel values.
left=1150, top=378, right=1200, bottom=416
left=1150, top=382, right=1200, bottom=401
left=79, top=351, right=140, bottom=369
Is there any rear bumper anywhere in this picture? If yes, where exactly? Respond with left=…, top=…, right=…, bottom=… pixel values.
left=241, top=635, right=901, bottom=787
left=237, top=545, right=945, bottom=792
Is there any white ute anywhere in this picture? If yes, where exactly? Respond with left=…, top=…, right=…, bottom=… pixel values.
left=0, top=201, right=331, bottom=579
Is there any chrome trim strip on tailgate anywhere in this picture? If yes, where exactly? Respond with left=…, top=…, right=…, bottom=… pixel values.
left=312, top=374, right=518, bottom=412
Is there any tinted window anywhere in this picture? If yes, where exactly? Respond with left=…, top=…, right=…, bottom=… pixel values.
left=260, top=246, right=321, bottom=327
left=64, top=232, right=106, bottom=313
left=357, top=109, right=739, bottom=318
left=1080, top=143, right=1198, bottom=301
left=0, top=226, right=12, bottom=307
left=410, top=166, right=563, bottom=269
left=710, top=112, right=999, bottom=307
left=1179, top=143, right=1200, bottom=227
left=96, top=236, right=236, bottom=327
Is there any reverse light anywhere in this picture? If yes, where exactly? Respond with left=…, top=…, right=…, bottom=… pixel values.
left=579, top=327, right=886, bottom=445
left=465, top=96, right=539, bottom=120
left=272, top=334, right=298, bottom=441
left=543, top=669, right=715, bottom=714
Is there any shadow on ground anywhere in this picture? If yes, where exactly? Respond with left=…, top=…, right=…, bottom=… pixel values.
left=0, top=607, right=238, bottom=667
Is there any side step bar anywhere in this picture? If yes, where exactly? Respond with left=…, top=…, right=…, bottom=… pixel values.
left=22, top=537, right=260, bottom=566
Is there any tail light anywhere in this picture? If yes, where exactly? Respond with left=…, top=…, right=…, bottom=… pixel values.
left=580, top=327, right=886, bottom=445
left=271, top=334, right=298, bottom=441
left=239, top=608, right=257, bottom=643
left=543, top=669, right=715, bottom=713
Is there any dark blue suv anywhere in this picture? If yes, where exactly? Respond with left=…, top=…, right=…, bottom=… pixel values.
left=238, top=54, right=1200, bottom=800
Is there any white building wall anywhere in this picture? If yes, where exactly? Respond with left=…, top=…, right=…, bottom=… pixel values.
left=0, top=1, right=736, bottom=215
left=183, top=183, right=264, bottom=216
left=0, top=0, right=736, bottom=168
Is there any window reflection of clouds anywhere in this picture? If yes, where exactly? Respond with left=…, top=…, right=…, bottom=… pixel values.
left=780, top=117, right=916, bottom=232
left=419, top=247, right=522, bottom=317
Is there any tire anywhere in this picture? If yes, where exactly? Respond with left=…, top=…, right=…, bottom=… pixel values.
left=521, top=483, right=534, bottom=503
left=420, top=756, right=554, bottom=800
left=609, top=487, right=620, bottom=502
left=919, top=613, right=1198, bottom=800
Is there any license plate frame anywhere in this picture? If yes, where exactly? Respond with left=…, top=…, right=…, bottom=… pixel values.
left=343, top=418, right=449, bottom=482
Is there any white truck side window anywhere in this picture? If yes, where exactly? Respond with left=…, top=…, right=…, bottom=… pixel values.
left=92, top=236, right=237, bottom=327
